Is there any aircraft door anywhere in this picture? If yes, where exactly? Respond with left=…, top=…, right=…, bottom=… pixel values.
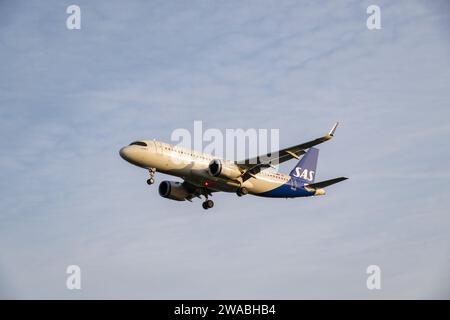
left=147, top=140, right=156, bottom=153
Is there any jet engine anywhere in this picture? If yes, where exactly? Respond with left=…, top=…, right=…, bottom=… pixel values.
left=208, top=159, right=241, bottom=180
left=158, top=181, right=190, bottom=201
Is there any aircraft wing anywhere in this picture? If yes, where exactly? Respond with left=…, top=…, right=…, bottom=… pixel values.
left=237, top=122, right=339, bottom=180
left=182, top=180, right=216, bottom=201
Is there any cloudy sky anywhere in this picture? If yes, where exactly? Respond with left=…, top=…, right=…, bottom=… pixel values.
left=0, top=0, right=449, bottom=299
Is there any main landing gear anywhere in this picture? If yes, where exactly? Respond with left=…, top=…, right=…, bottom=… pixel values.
left=202, top=199, right=214, bottom=210
left=202, top=189, right=214, bottom=210
left=236, top=187, right=248, bottom=197
left=146, top=168, right=156, bottom=185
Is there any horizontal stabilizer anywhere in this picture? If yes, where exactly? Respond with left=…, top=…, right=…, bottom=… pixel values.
left=304, top=177, right=348, bottom=190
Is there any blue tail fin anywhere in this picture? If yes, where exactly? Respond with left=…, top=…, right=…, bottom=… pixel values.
left=289, top=147, right=319, bottom=184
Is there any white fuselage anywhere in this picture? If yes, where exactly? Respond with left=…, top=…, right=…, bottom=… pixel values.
left=119, top=140, right=292, bottom=195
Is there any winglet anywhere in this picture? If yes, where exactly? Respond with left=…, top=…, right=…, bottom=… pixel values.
left=328, top=122, right=339, bottom=137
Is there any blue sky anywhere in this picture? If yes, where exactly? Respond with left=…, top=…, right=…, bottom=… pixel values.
left=0, top=0, right=449, bottom=298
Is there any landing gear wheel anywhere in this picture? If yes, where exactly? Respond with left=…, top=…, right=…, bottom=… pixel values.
left=202, top=200, right=214, bottom=210
left=147, top=168, right=156, bottom=185
left=237, top=187, right=248, bottom=197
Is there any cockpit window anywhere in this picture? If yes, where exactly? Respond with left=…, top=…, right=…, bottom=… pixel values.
left=129, top=141, right=147, bottom=147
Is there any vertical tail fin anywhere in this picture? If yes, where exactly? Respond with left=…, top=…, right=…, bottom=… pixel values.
left=289, top=147, right=319, bottom=183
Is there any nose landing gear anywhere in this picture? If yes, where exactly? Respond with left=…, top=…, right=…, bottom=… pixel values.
left=146, top=168, right=156, bottom=185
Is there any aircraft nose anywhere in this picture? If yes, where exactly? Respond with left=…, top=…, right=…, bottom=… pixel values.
left=119, top=145, right=143, bottom=167
left=119, top=146, right=131, bottom=161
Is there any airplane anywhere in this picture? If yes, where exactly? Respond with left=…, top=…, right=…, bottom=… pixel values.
left=119, top=122, right=347, bottom=210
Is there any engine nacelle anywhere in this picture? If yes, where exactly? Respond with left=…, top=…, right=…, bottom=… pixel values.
left=158, top=181, right=190, bottom=201
left=208, top=159, right=241, bottom=180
